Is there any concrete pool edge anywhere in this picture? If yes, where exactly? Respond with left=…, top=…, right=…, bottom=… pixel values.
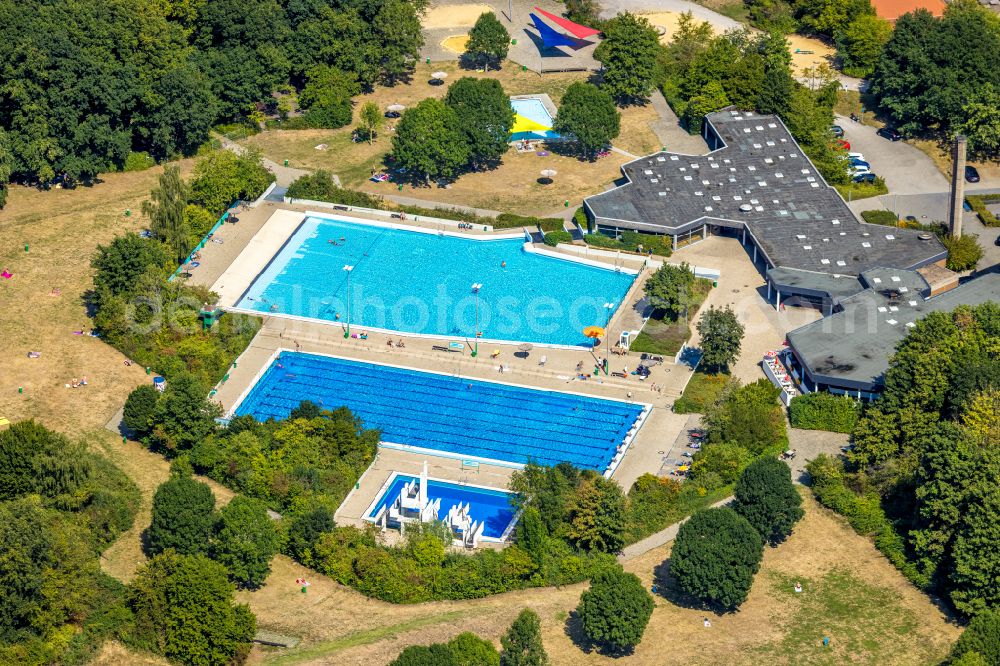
left=355, top=470, right=521, bottom=543
left=211, top=208, right=642, bottom=347
left=217, top=348, right=653, bottom=478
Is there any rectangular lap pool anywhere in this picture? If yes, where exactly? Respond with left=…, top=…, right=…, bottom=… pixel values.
left=233, top=215, right=634, bottom=347
left=365, top=473, right=518, bottom=541
left=233, top=352, right=648, bottom=472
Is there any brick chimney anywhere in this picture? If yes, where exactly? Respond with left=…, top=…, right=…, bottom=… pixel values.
left=949, top=135, right=967, bottom=237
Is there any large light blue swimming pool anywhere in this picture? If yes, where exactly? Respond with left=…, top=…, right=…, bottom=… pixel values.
left=233, top=352, right=645, bottom=471
left=235, top=216, right=633, bottom=346
left=366, top=474, right=517, bottom=540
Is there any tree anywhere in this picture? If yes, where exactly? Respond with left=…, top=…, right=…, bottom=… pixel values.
left=963, top=388, right=1000, bottom=445
left=566, top=476, right=627, bottom=553
left=949, top=452, right=1000, bottom=615
left=500, top=609, right=547, bottom=666
left=146, top=474, right=216, bottom=556
left=697, top=306, right=744, bottom=371
left=691, top=441, right=753, bottom=485
left=577, top=568, right=654, bottom=653
left=644, top=262, right=695, bottom=317
left=683, top=81, right=731, bottom=133
left=143, top=166, right=191, bottom=265
left=444, top=77, right=514, bottom=167
left=451, top=632, right=500, bottom=666
left=372, top=0, right=424, bottom=84
left=733, top=457, right=804, bottom=545
left=594, top=13, right=662, bottom=103
left=670, top=507, right=764, bottom=610
left=123, top=385, right=162, bottom=438
left=136, top=62, right=220, bottom=160
left=358, top=101, right=383, bottom=144
left=286, top=505, right=336, bottom=563
left=391, top=644, right=460, bottom=666
left=836, top=15, right=892, bottom=78
left=129, top=551, right=255, bottom=665
left=943, top=233, right=983, bottom=271
left=952, top=609, right=1000, bottom=665
left=465, top=12, right=510, bottom=70
left=516, top=507, right=548, bottom=566
left=958, top=84, right=1000, bottom=157
left=553, top=82, right=621, bottom=158
left=299, top=65, right=360, bottom=129
left=391, top=98, right=471, bottom=181
left=213, top=496, right=280, bottom=589
left=149, top=372, right=221, bottom=452
left=91, top=232, right=169, bottom=298
left=189, top=149, right=274, bottom=216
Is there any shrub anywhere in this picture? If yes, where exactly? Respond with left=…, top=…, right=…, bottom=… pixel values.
left=789, top=392, right=860, bottom=433
left=543, top=230, right=572, bottom=246
left=212, top=496, right=280, bottom=590
left=397, top=204, right=495, bottom=227
left=500, top=609, right=547, bottom=666
left=966, top=194, right=1000, bottom=227
left=494, top=213, right=564, bottom=232
left=860, top=209, right=899, bottom=226
left=625, top=474, right=681, bottom=542
left=123, top=151, right=156, bottom=172
left=285, top=171, right=384, bottom=209
left=573, top=206, right=589, bottom=231
left=577, top=568, right=654, bottom=653
left=189, top=149, right=273, bottom=216
left=122, top=385, right=161, bottom=438
left=733, top=457, right=804, bottom=545
left=128, top=551, right=255, bottom=665
left=583, top=231, right=671, bottom=256
left=951, top=609, right=1000, bottom=665
left=145, top=474, right=216, bottom=556
left=690, top=442, right=753, bottom=485
left=943, top=234, right=983, bottom=271
left=669, top=507, right=764, bottom=610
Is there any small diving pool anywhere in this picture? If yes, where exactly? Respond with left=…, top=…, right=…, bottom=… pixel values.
left=365, top=473, right=518, bottom=541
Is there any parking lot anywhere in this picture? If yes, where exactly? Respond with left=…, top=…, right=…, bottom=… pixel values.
left=835, top=115, right=949, bottom=195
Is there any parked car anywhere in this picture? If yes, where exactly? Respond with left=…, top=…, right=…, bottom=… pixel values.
left=965, top=165, right=981, bottom=183
left=849, top=158, right=870, bottom=169
left=831, top=125, right=845, bottom=138
left=848, top=152, right=865, bottom=161
left=877, top=127, right=902, bottom=141
left=835, top=138, right=851, bottom=151
left=853, top=172, right=877, bottom=184
left=848, top=165, right=871, bottom=177
left=995, top=233, right=1000, bottom=247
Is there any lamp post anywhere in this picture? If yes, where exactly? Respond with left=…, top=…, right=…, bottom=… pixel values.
left=604, top=301, right=616, bottom=375
left=471, top=283, right=483, bottom=357
left=343, top=265, right=354, bottom=338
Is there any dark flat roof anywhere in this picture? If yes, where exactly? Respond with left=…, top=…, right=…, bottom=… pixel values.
left=787, top=272, right=1000, bottom=390
left=585, top=108, right=947, bottom=283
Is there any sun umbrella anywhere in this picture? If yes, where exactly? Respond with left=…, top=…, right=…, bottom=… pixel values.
left=583, top=326, right=605, bottom=339
left=518, top=343, right=533, bottom=353
left=386, top=104, right=406, bottom=113
left=539, top=169, right=557, bottom=183
left=431, top=71, right=448, bottom=81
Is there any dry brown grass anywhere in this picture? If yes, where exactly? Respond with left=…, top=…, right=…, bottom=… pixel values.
left=89, top=640, right=172, bottom=666
left=0, top=165, right=237, bottom=585
left=242, top=60, right=659, bottom=215
left=245, top=493, right=958, bottom=665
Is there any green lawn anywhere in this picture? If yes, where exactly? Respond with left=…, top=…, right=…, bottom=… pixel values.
left=749, top=569, right=943, bottom=665
left=630, top=278, right=713, bottom=356
left=673, top=370, right=730, bottom=414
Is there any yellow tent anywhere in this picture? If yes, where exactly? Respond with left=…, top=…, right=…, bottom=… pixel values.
left=511, top=113, right=551, bottom=135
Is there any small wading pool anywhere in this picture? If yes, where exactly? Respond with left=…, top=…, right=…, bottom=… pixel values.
left=365, top=473, right=518, bottom=541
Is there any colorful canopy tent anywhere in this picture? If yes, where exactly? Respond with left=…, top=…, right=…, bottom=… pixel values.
left=529, top=13, right=581, bottom=49
left=532, top=7, right=601, bottom=39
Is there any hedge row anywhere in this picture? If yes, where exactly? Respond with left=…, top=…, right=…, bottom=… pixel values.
left=806, top=455, right=928, bottom=588
left=583, top=231, right=672, bottom=257
left=543, top=230, right=573, bottom=246
left=966, top=194, right=1000, bottom=227
left=494, top=213, right=564, bottom=232
left=788, top=392, right=860, bottom=433
left=860, top=210, right=898, bottom=226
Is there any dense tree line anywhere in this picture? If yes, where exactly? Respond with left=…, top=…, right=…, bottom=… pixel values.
left=809, top=304, right=1000, bottom=618
left=870, top=2, right=1000, bottom=154
left=388, top=609, right=547, bottom=665
left=0, top=421, right=140, bottom=665
left=661, top=15, right=847, bottom=185
left=0, top=0, right=425, bottom=192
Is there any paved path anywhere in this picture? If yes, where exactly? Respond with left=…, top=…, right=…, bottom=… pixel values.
left=648, top=90, right=711, bottom=155
left=216, top=133, right=311, bottom=188
left=619, top=495, right=733, bottom=561
left=599, top=0, right=740, bottom=31
left=381, top=193, right=503, bottom=218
